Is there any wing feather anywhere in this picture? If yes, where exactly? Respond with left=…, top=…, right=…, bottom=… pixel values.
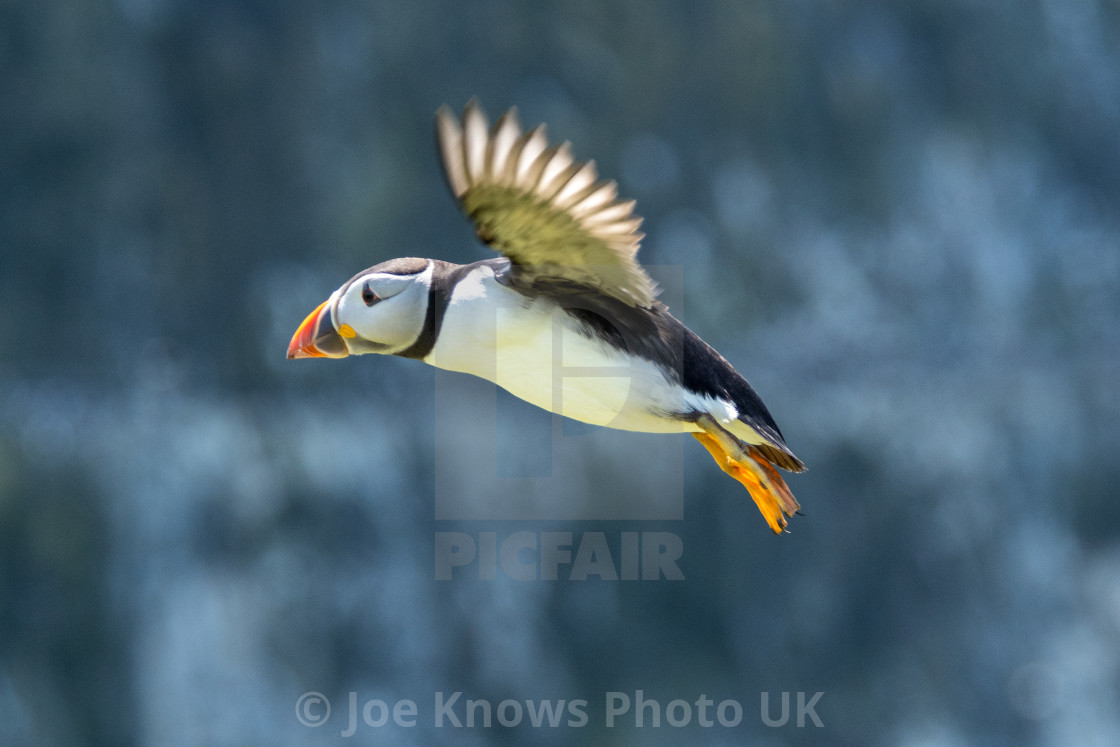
left=583, top=200, right=639, bottom=225
left=535, top=144, right=577, bottom=197
left=436, top=113, right=469, bottom=196
left=552, top=160, right=599, bottom=207
left=515, top=126, right=549, bottom=184
left=435, top=99, right=658, bottom=307
left=489, top=109, right=521, bottom=183
left=567, top=181, right=618, bottom=218
left=462, top=103, right=489, bottom=185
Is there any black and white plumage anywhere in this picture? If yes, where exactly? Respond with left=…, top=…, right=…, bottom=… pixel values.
left=289, top=100, right=806, bottom=533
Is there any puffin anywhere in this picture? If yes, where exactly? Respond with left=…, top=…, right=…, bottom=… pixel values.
left=288, top=100, right=806, bottom=533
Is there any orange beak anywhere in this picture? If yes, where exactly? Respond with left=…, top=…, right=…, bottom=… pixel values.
left=287, top=300, right=350, bottom=359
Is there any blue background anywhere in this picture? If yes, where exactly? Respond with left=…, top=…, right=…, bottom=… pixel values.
left=2, top=1, right=1119, bottom=744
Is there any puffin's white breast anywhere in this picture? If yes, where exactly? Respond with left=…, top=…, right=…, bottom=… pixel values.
left=425, top=265, right=696, bottom=434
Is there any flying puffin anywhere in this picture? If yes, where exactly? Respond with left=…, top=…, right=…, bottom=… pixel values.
left=288, top=100, right=806, bottom=533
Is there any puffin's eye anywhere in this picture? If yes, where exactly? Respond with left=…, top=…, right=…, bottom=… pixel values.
left=361, top=281, right=381, bottom=307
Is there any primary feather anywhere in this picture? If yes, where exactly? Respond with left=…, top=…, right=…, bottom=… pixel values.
left=436, top=99, right=658, bottom=308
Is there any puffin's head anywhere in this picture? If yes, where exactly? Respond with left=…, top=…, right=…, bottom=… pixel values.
left=287, top=257, right=433, bottom=359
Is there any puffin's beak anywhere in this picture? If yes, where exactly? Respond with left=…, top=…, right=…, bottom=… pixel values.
left=287, top=300, right=350, bottom=359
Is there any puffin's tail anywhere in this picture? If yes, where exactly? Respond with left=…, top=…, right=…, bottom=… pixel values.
left=692, top=420, right=802, bottom=534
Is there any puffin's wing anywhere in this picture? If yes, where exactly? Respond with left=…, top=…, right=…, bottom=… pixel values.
left=436, top=99, right=658, bottom=308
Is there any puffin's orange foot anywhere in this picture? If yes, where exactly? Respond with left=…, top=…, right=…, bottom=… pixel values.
left=693, top=432, right=801, bottom=534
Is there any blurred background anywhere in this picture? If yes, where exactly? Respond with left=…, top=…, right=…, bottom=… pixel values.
left=2, top=1, right=1119, bottom=744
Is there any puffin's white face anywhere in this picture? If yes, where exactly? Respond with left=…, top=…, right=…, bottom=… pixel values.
left=287, top=259, right=433, bottom=359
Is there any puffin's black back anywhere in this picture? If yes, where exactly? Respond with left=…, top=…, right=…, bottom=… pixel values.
left=526, top=274, right=790, bottom=450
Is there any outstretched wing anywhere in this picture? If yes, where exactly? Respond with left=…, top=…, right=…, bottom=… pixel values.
left=436, top=99, right=658, bottom=308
